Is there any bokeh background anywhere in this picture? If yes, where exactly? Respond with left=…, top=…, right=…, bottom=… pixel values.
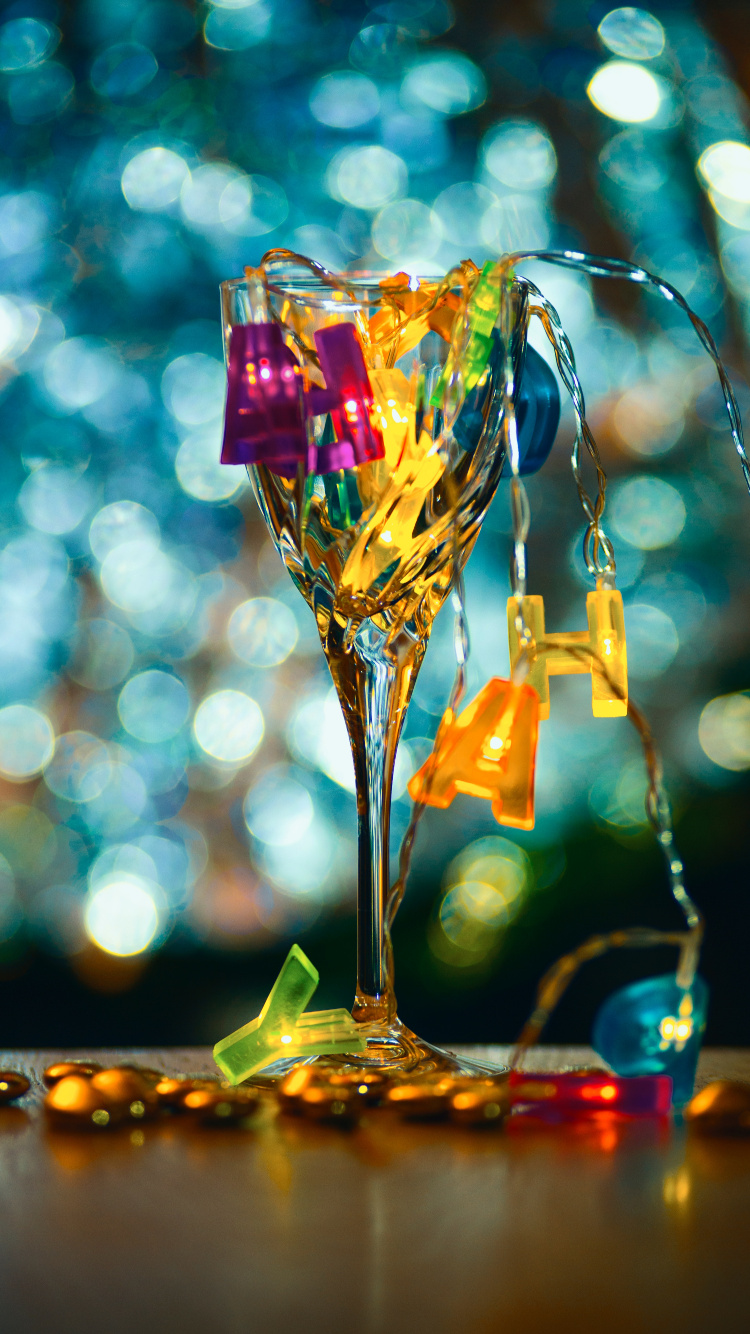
left=0, top=0, right=748, bottom=1047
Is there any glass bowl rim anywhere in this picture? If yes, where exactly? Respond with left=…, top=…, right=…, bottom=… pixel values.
left=221, top=269, right=452, bottom=311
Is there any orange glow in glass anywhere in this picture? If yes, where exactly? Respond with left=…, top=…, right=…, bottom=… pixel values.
left=368, top=273, right=463, bottom=361
left=340, top=371, right=440, bottom=598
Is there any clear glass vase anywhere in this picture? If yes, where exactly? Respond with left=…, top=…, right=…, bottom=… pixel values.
left=220, top=262, right=527, bottom=1074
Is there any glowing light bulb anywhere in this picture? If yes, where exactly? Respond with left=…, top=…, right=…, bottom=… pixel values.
left=431, top=261, right=501, bottom=406
left=311, top=324, right=384, bottom=471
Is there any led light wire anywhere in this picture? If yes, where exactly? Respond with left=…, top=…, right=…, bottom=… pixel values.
left=497, top=264, right=533, bottom=654
left=521, top=280, right=616, bottom=581
left=499, top=249, right=750, bottom=496
left=245, top=249, right=720, bottom=1040
left=386, top=261, right=597, bottom=978
left=509, top=638, right=703, bottom=1070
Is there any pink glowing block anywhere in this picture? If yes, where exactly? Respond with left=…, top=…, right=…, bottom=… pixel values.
left=508, top=1069, right=673, bottom=1116
left=222, top=321, right=385, bottom=477
left=312, top=323, right=384, bottom=473
left=221, top=322, right=307, bottom=478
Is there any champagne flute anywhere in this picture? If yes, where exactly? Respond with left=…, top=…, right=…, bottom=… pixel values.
left=220, top=256, right=529, bottom=1073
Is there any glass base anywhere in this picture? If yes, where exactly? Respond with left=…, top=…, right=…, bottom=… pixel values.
left=250, top=1019, right=506, bottom=1086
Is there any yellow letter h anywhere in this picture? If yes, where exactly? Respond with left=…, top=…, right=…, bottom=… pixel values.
left=507, top=588, right=628, bottom=719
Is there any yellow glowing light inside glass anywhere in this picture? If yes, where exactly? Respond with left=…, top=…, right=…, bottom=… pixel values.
left=698, top=141, right=750, bottom=203
left=280, top=1034, right=292, bottom=1045
left=587, top=60, right=661, bottom=122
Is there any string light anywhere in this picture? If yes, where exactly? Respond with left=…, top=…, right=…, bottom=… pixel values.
left=218, top=244, right=746, bottom=1099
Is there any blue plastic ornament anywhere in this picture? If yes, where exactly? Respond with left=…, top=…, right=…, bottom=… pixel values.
left=509, top=347, right=561, bottom=476
left=592, top=972, right=708, bottom=1107
left=452, top=341, right=560, bottom=473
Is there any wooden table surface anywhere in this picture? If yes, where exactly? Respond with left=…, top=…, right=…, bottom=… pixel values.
left=2, top=1046, right=749, bottom=1334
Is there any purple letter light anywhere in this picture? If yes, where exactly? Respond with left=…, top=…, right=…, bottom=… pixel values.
left=221, top=323, right=307, bottom=479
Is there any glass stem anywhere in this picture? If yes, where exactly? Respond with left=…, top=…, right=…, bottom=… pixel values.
left=328, top=619, right=424, bottom=1027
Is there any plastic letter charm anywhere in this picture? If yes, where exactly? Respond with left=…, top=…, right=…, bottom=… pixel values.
left=339, top=416, right=444, bottom=601
left=369, top=273, right=433, bottom=361
left=221, top=322, right=307, bottom=477
left=498, top=345, right=560, bottom=476
left=453, top=341, right=560, bottom=472
left=431, top=261, right=500, bottom=406
left=509, top=1069, right=673, bottom=1116
left=369, top=368, right=415, bottom=470
left=313, top=324, right=384, bottom=472
left=407, top=677, right=539, bottom=830
left=592, top=972, right=709, bottom=1107
left=213, top=943, right=366, bottom=1083
left=508, top=589, right=627, bottom=719
left=368, top=273, right=469, bottom=362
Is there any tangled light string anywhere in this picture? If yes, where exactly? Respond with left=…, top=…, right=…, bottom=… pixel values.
left=524, top=284, right=615, bottom=580
left=521, top=249, right=749, bottom=496
left=389, top=246, right=745, bottom=1030
left=234, top=247, right=742, bottom=1045
left=508, top=639, right=703, bottom=1066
